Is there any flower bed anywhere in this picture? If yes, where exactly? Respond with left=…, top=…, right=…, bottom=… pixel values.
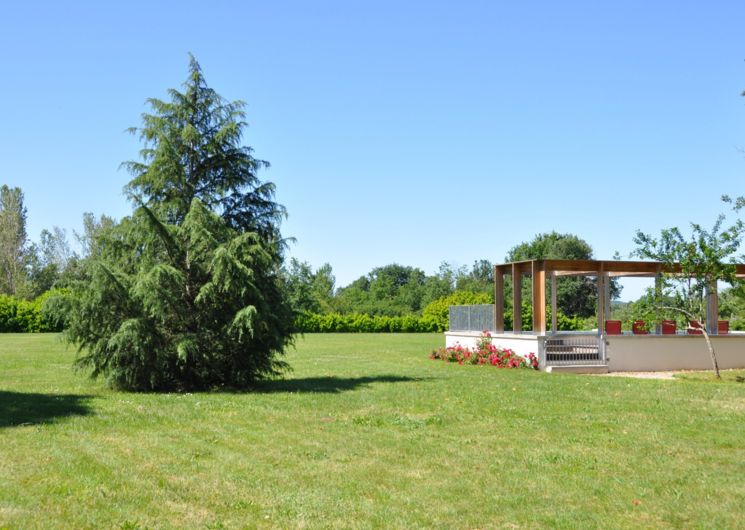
left=430, top=332, right=538, bottom=369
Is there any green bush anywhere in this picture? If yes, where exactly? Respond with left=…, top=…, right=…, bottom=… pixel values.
left=0, top=291, right=65, bottom=333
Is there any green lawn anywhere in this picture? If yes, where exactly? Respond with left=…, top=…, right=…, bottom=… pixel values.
left=1, top=333, right=744, bottom=529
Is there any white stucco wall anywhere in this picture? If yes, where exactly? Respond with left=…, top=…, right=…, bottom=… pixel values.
left=445, top=331, right=745, bottom=372
left=445, top=331, right=541, bottom=359
left=606, top=334, right=745, bottom=371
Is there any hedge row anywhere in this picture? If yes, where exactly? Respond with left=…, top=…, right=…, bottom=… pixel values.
left=0, top=291, right=64, bottom=333
left=294, top=307, right=583, bottom=334
left=295, top=312, right=445, bottom=333
left=0, top=290, right=583, bottom=334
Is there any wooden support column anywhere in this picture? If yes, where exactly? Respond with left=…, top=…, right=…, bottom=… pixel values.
left=551, top=272, right=557, bottom=333
left=706, top=279, right=718, bottom=335
left=654, top=269, right=662, bottom=334
left=494, top=266, right=504, bottom=334
left=603, top=273, right=611, bottom=320
left=512, top=263, right=521, bottom=333
left=532, top=261, right=546, bottom=333
left=597, top=270, right=605, bottom=335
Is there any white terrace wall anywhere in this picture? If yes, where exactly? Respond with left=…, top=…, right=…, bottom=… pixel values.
left=606, top=334, right=745, bottom=371
left=446, top=331, right=745, bottom=372
left=445, top=331, right=541, bottom=360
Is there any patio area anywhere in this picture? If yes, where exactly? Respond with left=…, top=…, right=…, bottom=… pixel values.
left=445, top=259, right=745, bottom=373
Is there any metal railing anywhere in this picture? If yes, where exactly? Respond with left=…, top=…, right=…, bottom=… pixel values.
left=543, top=334, right=605, bottom=365
left=449, top=305, right=495, bottom=332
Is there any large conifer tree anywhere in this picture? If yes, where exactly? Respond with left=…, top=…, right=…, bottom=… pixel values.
left=59, top=56, right=294, bottom=391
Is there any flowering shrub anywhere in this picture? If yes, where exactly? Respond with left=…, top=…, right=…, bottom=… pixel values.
left=429, top=332, right=538, bottom=370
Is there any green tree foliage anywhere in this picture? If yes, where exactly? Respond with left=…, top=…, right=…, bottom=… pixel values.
left=718, top=285, right=745, bottom=330
left=311, top=263, right=336, bottom=313
left=455, top=259, right=494, bottom=294
left=421, top=262, right=459, bottom=302
left=335, top=264, right=429, bottom=316
left=122, top=56, right=284, bottom=239
left=24, top=215, right=116, bottom=299
left=76, top=212, right=117, bottom=259
left=330, top=260, right=497, bottom=318
left=24, top=227, right=75, bottom=298
left=54, top=57, right=293, bottom=391
left=506, top=232, right=619, bottom=318
left=282, top=259, right=336, bottom=314
left=0, top=185, right=28, bottom=296
left=633, top=214, right=744, bottom=322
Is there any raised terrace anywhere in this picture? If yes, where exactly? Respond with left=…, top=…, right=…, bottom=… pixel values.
left=446, top=259, right=745, bottom=373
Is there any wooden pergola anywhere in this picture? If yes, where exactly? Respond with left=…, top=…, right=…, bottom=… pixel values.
left=493, top=259, right=745, bottom=335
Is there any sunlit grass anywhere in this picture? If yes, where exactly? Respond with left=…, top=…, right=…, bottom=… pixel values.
left=674, top=368, right=745, bottom=383
left=1, top=333, right=744, bottom=528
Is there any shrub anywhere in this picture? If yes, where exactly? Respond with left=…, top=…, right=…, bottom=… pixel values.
left=0, top=290, right=66, bottom=333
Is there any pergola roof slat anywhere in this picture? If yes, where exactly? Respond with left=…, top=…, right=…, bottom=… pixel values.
left=496, top=259, right=745, bottom=277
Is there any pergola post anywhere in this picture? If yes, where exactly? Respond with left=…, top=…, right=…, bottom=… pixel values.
left=512, top=263, right=521, bottom=333
left=494, top=266, right=504, bottom=333
left=706, top=279, right=718, bottom=335
left=532, top=261, right=546, bottom=333
left=550, top=272, right=557, bottom=333
left=596, top=270, right=605, bottom=335
left=654, top=269, right=662, bottom=334
left=603, top=272, right=611, bottom=321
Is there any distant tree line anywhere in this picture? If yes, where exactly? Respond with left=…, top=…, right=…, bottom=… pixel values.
left=281, top=231, right=609, bottom=331
left=0, top=184, right=115, bottom=300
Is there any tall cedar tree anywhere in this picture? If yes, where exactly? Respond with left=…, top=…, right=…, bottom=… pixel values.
left=57, top=56, right=294, bottom=391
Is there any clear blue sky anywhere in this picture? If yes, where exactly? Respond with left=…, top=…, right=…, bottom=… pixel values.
left=1, top=1, right=743, bottom=300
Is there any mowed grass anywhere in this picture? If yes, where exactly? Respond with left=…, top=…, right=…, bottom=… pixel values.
left=1, top=334, right=745, bottom=529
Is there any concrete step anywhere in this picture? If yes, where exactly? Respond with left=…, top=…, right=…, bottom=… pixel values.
left=545, top=364, right=609, bottom=374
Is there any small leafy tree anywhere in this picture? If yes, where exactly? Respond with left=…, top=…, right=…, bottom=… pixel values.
left=55, top=56, right=293, bottom=391
left=633, top=212, right=744, bottom=378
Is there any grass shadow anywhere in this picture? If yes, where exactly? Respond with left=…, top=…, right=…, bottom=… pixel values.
left=0, top=390, right=93, bottom=428
left=252, top=375, right=429, bottom=394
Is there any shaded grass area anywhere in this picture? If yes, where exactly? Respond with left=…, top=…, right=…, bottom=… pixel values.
left=0, top=390, right=92, bottom=428
left=1, top=333, right=744, bottom=528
